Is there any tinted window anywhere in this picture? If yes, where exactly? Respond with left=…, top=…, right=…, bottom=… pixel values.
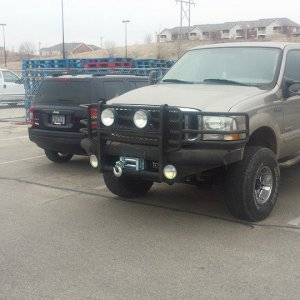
left=3, top=71, right=20, bottom=83
left=103, top=81, right=125, bottom=99
left=285, top=50, right=300, bottom=81
left=35, top=80, right=91, bottom=105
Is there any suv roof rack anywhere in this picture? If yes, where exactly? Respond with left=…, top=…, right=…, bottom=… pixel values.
left=51, top=72, right=68, bottom=77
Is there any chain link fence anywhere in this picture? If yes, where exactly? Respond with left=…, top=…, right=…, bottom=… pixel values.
left=0, top=67, right=170, bottom=122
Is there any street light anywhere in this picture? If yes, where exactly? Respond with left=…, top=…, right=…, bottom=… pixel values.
left=61, top=0, right=65, bottom=59
left=0, top=24, right=6, bottom=67
left=122, top=20, right=130, bottom=58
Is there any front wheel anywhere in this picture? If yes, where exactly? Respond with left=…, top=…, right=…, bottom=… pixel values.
left=225, top=147, right=280, bottom=221
left=103, top=172, right=153, bottom=198
left=44, top=149, right=73, bottom=163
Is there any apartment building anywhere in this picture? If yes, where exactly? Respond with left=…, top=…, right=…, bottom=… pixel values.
left=159, top=18, right=300, bottom=42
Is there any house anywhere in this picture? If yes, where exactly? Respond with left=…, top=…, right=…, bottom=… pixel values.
left=159, top=17, right=300, bottom=42
left=190, top=22, right=242, bottom=40
left=40, top=43, right=100, bottom=57
left=158, top=27, right=191, bottom=42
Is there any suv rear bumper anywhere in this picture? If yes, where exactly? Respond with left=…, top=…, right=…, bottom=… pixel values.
left=28, top=128, right=86, bottom=155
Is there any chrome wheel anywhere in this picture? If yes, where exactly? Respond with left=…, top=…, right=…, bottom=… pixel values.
left=254, top=166, right=273, bottom=205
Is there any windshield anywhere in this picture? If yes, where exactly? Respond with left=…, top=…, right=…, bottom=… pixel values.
left=162, top=47, right=282, bottom=88
left=35, top=80, right=91, bottom=105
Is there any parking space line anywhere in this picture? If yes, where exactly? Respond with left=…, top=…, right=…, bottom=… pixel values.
left=94, top=185, right=107, bottom=190
left=0, top=136, right=28, bottom=141
left=288, top=216, right=300, bottom=226
left=0, top=155, right=45, bottom=165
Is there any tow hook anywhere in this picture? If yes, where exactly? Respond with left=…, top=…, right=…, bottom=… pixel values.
left=113, top=161, right=123, bottom=177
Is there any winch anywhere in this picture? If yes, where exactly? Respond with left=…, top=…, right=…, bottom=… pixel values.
left=113, top=157, right=145, bottom=177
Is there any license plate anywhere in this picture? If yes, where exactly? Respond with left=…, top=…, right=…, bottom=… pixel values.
left=52, top=114, right=65, bottom=125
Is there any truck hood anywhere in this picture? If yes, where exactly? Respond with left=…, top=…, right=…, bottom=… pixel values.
left=109, top=83, right=266, bottom=112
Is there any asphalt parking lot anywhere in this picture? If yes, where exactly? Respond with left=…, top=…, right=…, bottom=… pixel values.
left=0, top=120, right=299, bottom=299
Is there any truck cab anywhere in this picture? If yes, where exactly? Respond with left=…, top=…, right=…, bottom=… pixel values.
left=0, top=69, right=25, bottom=106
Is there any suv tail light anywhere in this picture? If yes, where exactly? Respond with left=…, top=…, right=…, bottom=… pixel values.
left=90, top=106, right=98, bottom=130
left=30, top=106, right=35, bottom=125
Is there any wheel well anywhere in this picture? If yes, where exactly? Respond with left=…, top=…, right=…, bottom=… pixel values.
left=247, top=127, right=277, bottom=155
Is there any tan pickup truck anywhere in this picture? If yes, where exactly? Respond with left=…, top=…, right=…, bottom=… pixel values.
left=82, top=42, right=300, bottom=221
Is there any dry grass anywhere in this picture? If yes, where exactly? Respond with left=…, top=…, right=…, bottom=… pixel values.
left=68, top=40, right=217, bottom=60
left=2, top=37, right=300, bottom=71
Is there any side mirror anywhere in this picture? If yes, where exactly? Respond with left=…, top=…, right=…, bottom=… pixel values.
left=284, top=78, right=300, bottom=98
left=289, top=83, right=300, bottom=97
left=148, top=70, right=158, bottom=85
left=15, top=78, right=24, bottom=84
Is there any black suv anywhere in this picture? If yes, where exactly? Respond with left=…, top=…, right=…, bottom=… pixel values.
left=28, top=75, right=149, bottom=162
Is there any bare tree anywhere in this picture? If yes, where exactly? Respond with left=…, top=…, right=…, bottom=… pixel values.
left=104, top=40, right=116, bottom=58
left=19, top=41, right=36, bottom=59
left=144, top=33, right=153, bottom=44
left=156, top=42, right=169, bottom=59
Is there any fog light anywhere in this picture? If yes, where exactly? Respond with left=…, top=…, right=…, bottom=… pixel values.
left=90, top=155, right=98, bottom=168
left=163, top=165, right=177, bottom=180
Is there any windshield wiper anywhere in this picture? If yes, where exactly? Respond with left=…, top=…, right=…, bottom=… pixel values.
left=203, top=78, right=251, bottom=86
left=162, top=79, right=193, bottom=84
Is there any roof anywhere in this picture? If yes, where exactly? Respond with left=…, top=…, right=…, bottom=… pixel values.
left=162, top=18, right=300, bottom=35
left=190, top=42, right=300, bottom=51
left=41, top=43, right=100, bottom=52
left=45, top=74, right=149, bottom=80
left=160, top=26, right=191, bottom=35
left=233, top=18, right=300, bottom=29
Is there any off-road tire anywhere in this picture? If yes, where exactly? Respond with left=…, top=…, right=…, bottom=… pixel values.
left=103, top=172, right=153, bottom=198
left=44, top=149, right=73, bottom=163
left=225, top=147, right=280, bottom=221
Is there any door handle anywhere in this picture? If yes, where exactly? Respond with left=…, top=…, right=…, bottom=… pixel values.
left=3, top=84, right=6, bottom=88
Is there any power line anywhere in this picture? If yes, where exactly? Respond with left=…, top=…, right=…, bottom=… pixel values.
left=175, top=0, right=196, bottom=58
left=176, top=0, right=196, bottom=29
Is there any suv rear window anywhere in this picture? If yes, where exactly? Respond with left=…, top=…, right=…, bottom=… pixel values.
left=103, top=81, right=126, bottom=99
left=128, top=80, right=148, bottom=90
left=35, top=80, right=91, bottom=105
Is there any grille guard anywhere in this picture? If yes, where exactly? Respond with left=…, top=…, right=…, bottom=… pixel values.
left=86, top=101, right=249, bottom=181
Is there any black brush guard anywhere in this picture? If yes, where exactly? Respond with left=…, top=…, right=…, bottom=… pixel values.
left=85, top=102, right=249, bottom=182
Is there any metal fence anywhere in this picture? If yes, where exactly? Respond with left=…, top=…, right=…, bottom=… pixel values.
left=0, top=67, right=169, bottom=122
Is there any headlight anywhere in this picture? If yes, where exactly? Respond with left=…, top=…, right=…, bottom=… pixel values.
left=203, top=116, right=236, bottom=131
left=203, top=116, right=238, bottom=141
left=101, top=108, right=115, bottom=127
left=133, top=110, right=149, bottom=129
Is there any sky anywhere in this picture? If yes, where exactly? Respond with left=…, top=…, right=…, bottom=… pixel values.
left=1, top=0, right=300, bottom=52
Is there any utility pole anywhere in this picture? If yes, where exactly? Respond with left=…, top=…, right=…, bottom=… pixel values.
left=100, top=36, right=103, bottom=49
left=0, top=24, right=7, bottom=67
left=175, top=0, right=195, bottom=58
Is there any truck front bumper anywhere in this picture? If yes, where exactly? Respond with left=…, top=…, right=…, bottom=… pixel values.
left=81, top=138, right=245, bottom=182
left=82, top=103, right=249, bottom=183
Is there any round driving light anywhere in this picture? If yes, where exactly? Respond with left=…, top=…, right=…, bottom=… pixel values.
left=133, top=110, right=148, bottom=129
left=163, top=165, right=177, bottom=180
left=101, top=108, right=115, bottom=127
left=90, top=155, right=98, bottom=168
